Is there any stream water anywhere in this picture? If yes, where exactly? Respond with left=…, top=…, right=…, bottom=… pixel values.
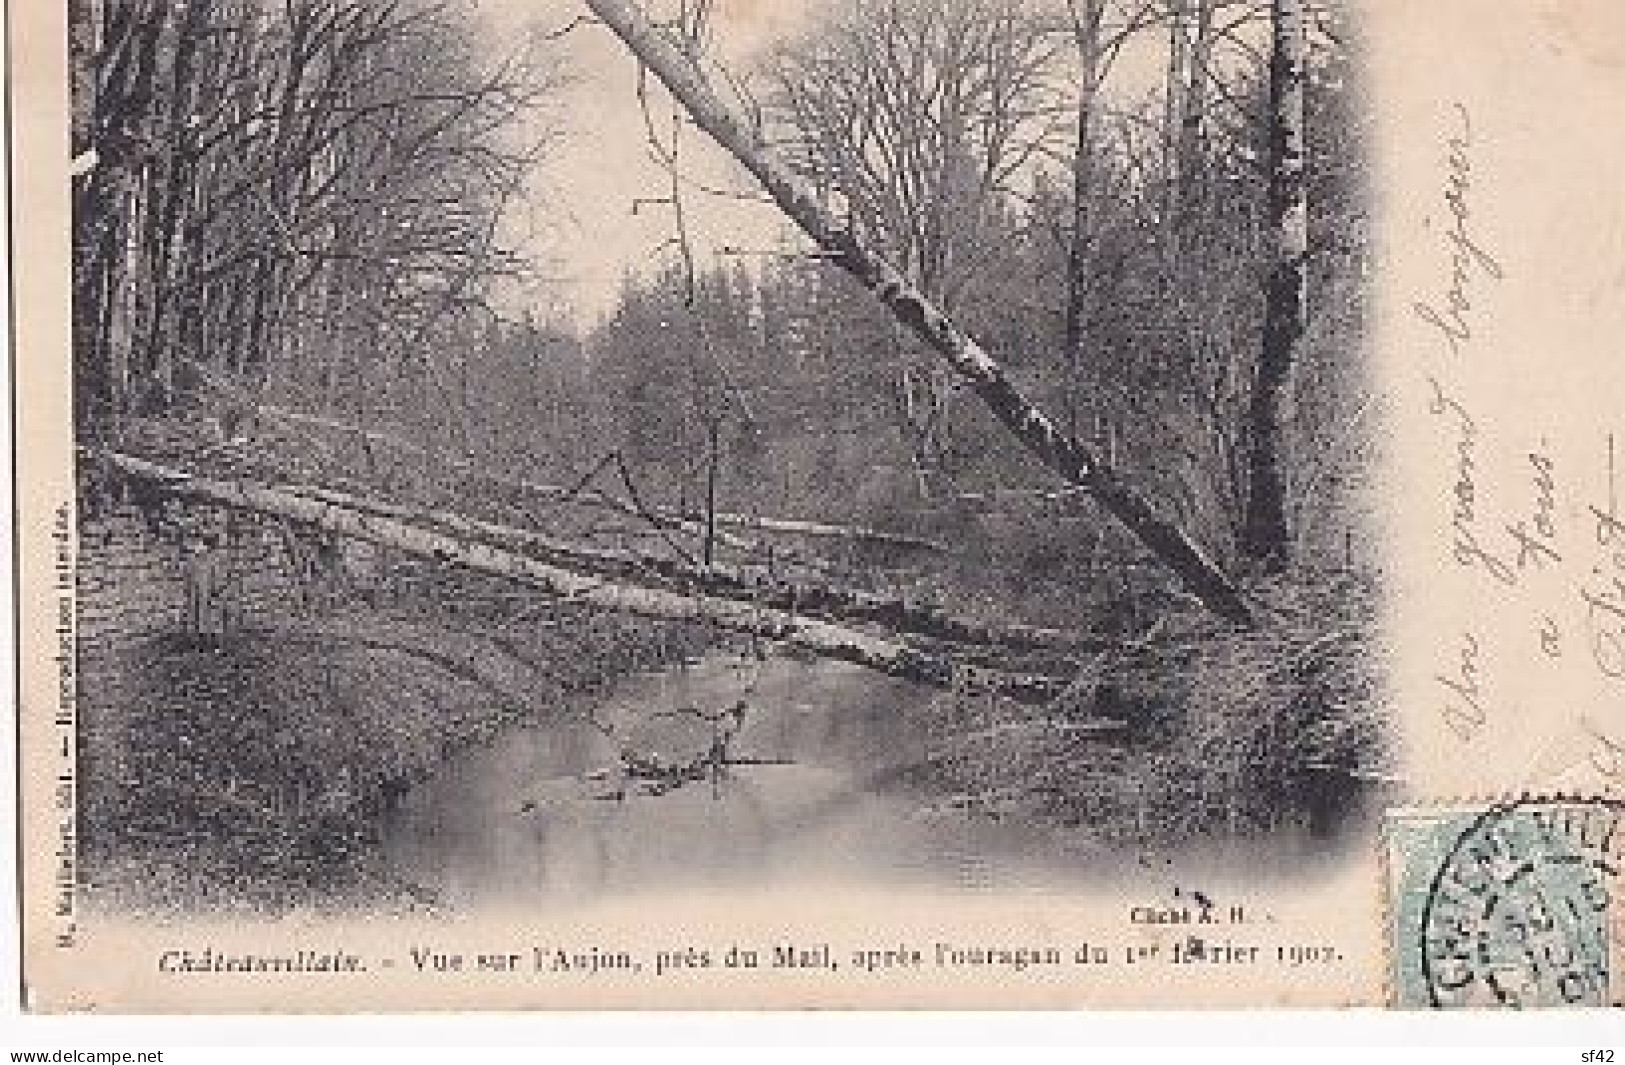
left=378, top=654, right=1103, bottom=908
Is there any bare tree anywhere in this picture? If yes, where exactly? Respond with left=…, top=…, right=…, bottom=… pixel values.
left=71, top=0, right=565, bottom=449
left=1240, top=0, right=1308, bottom=569
left=1061, top=0, right=1160, bottom=443
left=586, top=0, right=1254, bottom=626
left=765, top=0, right=1067, bottom=496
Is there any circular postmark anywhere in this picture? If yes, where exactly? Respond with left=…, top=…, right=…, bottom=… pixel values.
left=1419, top=797, right=1622, bottom=1008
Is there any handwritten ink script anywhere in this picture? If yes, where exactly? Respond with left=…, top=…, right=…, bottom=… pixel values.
left=1583, top=437, right=1625, bottom=681
left=1413, top=102, right=1505, bottom=356
left=1418, top=103, right=1622, bottom=758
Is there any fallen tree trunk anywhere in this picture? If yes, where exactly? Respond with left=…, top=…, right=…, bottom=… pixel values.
left=663, top=509, right=946, bottom=554
left=266, top=401, right=940, bottom=554
left=282, top=482, right=1100, bottom=659
left=585, top=0, right=1254, bottom=628
left=185, top=359, right=944, bottom=555
left=98, top=450, right=1102, bottom=710
left=202, top=379, right=761, bottom=553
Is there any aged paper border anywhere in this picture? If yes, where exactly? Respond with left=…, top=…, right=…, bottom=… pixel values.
left=12, top=0, right=1625, bottom=1013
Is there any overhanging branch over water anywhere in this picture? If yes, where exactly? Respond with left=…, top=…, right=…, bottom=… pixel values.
left=93, top=448, right=1121, bottom=716
left=584, top=0, right=1254, bottom=628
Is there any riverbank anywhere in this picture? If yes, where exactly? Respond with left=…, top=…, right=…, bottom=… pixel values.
left=78, top=554, right=1388, bottom=916
left=910, top=568, right=1392, bottom=845
left=77, top=575, right=714, bottom=917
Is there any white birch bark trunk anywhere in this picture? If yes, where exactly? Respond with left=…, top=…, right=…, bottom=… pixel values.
left=585, top=0, right=1254, bottom=627
left=98, top=449, right=1104, bottom=708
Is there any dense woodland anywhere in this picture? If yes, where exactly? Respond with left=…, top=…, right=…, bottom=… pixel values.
left=71, top=0, right=564, bottom=443
left=74, top=0, right=1372, bottom=572
left=72, top=0, right=1386, bottom=887
left=517, top=0, right=1368, bottom=626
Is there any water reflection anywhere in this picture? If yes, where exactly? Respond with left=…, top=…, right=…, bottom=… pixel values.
left=378, top=656, right=1083, bottom=907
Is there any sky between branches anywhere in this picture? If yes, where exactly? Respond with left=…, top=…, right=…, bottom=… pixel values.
left=478, top=0, right=1195, bottom=329
left=476, top=0, right=807, bottom=327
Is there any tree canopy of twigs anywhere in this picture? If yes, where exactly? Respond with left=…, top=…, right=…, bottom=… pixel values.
left=71, top=0, right=569, bottom=442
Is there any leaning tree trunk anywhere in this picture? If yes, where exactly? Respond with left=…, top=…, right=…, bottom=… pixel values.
left=278, top=481, right=1103, bottom=659
left=175, top=359, right=945, bottom=558
left=586, top=0, right=1254, bottom=628
left=95, top=450, right=1105, bottom=710
left=1241, top=0, right=1309, bottom=571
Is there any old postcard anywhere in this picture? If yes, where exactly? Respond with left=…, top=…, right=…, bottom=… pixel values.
left=12, top=0, right=1624, bottom=1011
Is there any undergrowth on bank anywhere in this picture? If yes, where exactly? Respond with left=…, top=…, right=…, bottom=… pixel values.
left=78, top=577, right=711, bottom=917
left=911, top=567, right=1392, bottom=845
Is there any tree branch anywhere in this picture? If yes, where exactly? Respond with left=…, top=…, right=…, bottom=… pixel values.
left=585, top=0, right=1255, bottom=627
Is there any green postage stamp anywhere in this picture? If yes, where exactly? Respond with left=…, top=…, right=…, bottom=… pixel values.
left=1387, top=799, right=1622, bottom=1008
left=12, top=0, right=1625, bottom=1012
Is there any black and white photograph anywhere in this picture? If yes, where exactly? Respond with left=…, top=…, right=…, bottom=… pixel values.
left=65, top=0, right=1384, bottom=919
left=13, top=0, right=1623, bottom=1014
